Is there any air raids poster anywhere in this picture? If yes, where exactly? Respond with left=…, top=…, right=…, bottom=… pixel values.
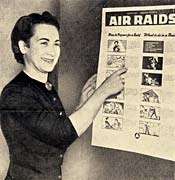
left=92, top=5, right=175, bottom=161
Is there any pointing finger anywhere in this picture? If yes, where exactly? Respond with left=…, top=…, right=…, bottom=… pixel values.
left=114, top=68, right=128, bottom=76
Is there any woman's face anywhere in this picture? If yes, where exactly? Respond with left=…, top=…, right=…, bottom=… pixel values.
left=23, top=24, right=60, bottom=74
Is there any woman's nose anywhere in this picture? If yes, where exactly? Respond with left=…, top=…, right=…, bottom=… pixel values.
left=47, top=46, right=55, bottom=56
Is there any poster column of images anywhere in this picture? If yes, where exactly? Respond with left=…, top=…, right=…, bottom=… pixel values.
left=102, top=39, right=127, bottom=131
left=139, top=41, right=163, bottom=137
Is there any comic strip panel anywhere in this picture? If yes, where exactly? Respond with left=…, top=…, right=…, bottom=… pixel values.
left=142, top=72, right=162, bottom=87
left=103, top=101, right=124, bottom=115
left=102, top=116, right=123, bottom=130
left=140, top=105, right=160, bottom=120
left=139, top=121, right=160, bottom=137
left=107, top=40, right=127, bottom=53
left=142, top=56, right=163, bottom=70
left=141, top=88, right=160, bottom=103
left=107, top=55, right=126, bottom=68
left=143, top=41, right=164, bottom=53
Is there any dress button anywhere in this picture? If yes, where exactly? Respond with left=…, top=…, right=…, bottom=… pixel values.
left=59, top=154, right=63, bottom=158
left=58, top=175, right=62, bottom=179
left=53, top=97, right=57, bottom=101
left=45, top=82, right=52, bottom=91
left=59, top=111, right=63, bottom=116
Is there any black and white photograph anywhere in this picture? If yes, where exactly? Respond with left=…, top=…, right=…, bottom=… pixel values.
left=1, top=2, right=175, bottom=180
left=143, top=40, right=164, bottom=53
left=142, top=56, right=163, bottom=70
left=142, top=72, right=162, bottom=86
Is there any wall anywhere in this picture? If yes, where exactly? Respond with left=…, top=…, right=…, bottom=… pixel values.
left=0, top=0, right=59, bottom=93
left=59, top=1, right=175, bottom=180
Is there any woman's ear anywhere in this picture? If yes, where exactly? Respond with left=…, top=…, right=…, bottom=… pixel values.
left=18, top=40, right=28, bottom=54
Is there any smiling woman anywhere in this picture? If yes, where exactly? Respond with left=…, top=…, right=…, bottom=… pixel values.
left=20, top=24, right=61, bottom=81
left=0, top=12, right=71, bottom=180
left=0, top=11, right=127, bottom=180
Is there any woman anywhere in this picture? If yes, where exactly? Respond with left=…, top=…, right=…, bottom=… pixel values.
left=0, top=11, right=127, bottom=180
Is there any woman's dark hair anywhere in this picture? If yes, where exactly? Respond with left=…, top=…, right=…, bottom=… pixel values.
left=11, top=11, right=60, bottom=64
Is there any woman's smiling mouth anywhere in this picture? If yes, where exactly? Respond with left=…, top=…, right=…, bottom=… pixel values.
left=41, top=57, right=54, bottom=63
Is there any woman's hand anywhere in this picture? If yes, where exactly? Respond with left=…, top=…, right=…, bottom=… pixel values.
left=70, top=68, right=127, bottom=136
left=77, top=74, right=97, bottom=109
left=77, top=67, right=127, bottom=109
left=100, top=68, right=127, bottom=98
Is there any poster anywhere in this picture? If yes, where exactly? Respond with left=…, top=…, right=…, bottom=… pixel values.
left=92, top=5, right=175, bottom=161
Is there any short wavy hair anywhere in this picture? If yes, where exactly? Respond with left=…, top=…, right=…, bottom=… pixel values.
left=11, top=11, right=60, bottom=64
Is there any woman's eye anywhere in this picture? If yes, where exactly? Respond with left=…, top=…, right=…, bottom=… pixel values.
left=40, top=41, right=48, bottom=46
left=54, top=43, right=60, bottom=46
